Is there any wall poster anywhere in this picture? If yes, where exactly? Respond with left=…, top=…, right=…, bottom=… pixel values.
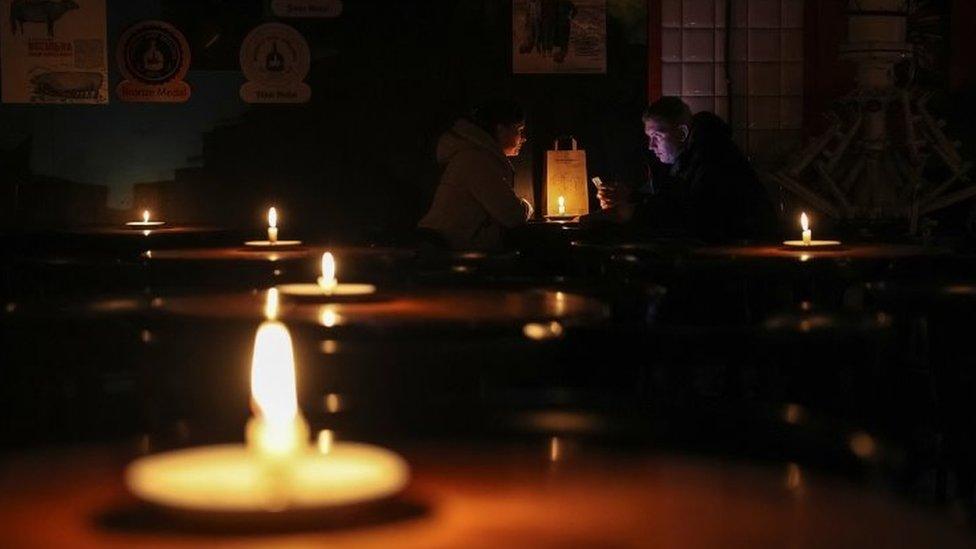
left=116, top=20, right=191, bottom=103
left=1, top=0, right=108, bottom=104
left=512, top=0, right=606, bottom=74
left=239, top=22, right=311, bottom=104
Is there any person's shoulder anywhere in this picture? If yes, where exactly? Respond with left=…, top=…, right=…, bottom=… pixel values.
left=691, top=111, right=733, bottom=142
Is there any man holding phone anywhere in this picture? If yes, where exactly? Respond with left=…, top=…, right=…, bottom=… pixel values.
left=587, top=97, right=778, bottom=243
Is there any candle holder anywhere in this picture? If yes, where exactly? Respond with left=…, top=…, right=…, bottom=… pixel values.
left=782, top=212, right=841, bottom=248
left=243, top=240, right=304, bottom=248
left=277, top=252, right=380, bottom=302
left=125, top=441, right=410, bottom=517
left=246, top=206, right=302, bottom=248
left=782, top=239, right=842, bottom=248
left=275, top=282, right=379, bottom=302
left=125, top=316, right=409, bottom=519
left=126, top=210, right=165, bottom=228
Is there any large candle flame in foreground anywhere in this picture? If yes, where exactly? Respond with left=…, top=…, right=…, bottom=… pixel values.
left=800, top=212, right=809, bottom=232
left=248, top=319, right=307, bottom=458
left=143, top=210, right=150, bottom=223
left=250, top=322, right=298, bottom=427
left=268, top=207, right=278, bottom=229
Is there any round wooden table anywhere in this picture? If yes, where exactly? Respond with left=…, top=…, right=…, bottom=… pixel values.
left=693, top=243, right=948, bottom=262
left=148, top=245, right=414, bottom=263
left=157, top=288, right=609, bottom=331
left=69, top=226, right=227, bottom=237
left=0, top=441, right=972, bottom=548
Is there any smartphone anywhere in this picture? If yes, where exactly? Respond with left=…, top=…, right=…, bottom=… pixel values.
left=591, top=176, right=604, bottom=190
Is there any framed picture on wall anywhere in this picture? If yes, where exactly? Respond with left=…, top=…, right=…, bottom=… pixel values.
left=512, top=0, right=606, bottom=74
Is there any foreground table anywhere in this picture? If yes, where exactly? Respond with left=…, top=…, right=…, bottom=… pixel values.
left=148, top=245, right=414, bottom=263
left=1, top=441, right=972, bottom=548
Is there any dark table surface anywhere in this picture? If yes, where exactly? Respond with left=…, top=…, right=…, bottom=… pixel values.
left=1, top=441, right=973, bottom=548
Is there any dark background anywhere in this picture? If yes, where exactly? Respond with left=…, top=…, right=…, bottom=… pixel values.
left=0, top=0, right=649, bottom=242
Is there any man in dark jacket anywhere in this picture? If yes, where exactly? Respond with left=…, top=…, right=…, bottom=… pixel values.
left=592, top=97, right=779, bottom=243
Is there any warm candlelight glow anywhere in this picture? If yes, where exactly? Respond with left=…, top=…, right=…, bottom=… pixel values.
left=277, top=255, right=375, bottom=299
left=125, top=314, right=410, bottom=514
left=317, top=429, right=333, bottom=454
left=250, top=322, right=298, bottom=426
left=267, top=207, right=279, bottom=244
left=247, top=321, right=308, bottom=458
left=800, top=212, right=812, bottom=245
left=319, top=307, right=339, bottom=327
left=264, top=288, right=280, bottom=320
left=321, top=252, right=335, bottom=281
left=126, top=209, right=164, bottom=228
left=557, top=195, right=566, bottom=215
left=318, top=252, right=338, bottom=293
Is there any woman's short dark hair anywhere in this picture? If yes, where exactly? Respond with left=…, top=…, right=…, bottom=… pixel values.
left=470, top=98, right=525, bottom=134
left=642, top=96, right=693, bottom=127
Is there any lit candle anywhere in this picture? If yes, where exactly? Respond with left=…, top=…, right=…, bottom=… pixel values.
left=124, top=318, right=410, bottom=514
left=125, top=208, right=165, bottom=228
left=267, top=207, right=279, bottom=244
left=264, top=287, right=280, bottom=321
left=276, top=252, right=376, bottom=299
left=801, top=212, right=812, bottom=246
left=245, top=321, right=310, bottom=463
left=317, top=252, right=338, bottom=294
left=557, top=195, right=566, bottom=216
left=783, top=212, right=840, bottom=247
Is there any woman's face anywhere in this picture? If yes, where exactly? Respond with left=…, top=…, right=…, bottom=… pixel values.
left=495, top=122, right=527, bottom=157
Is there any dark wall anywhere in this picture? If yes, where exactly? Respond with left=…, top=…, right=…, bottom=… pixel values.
left=0, top=0, right=648, bottom=241
left=196, top=0, right=649, bottom=242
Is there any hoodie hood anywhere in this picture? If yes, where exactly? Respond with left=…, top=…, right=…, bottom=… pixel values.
left=689, top=111, right=733, bottom=147
left=436, top=118, right=511, bottom=167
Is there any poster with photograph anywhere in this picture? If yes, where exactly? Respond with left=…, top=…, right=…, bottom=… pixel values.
left=512, top=0, right=605, bottom=74
left=1, top=0, right=108, bottom=104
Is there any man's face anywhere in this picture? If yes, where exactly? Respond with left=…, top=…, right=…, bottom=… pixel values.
left=644, top=118, right=687, bottom=165
left=496, top=122, right=527, bottom=157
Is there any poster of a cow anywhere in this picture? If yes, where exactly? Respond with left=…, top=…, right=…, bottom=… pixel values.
left=1, top=0, right=108, bottom=104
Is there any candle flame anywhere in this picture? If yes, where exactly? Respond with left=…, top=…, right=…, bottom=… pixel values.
left=250, top=321, right=298, bottom=426
left=317, top=429, right=333, bottom=454
left=142, top=210, right=150, bottom=223
left=557, top=195, right=566, bottom=214
left=268, top=207, right=278, bottom=229
left=264, top=287, right=279, bottom=320
left=321, top=252, right=336, bottom=282
left=800, top=212, right=809, bottom=231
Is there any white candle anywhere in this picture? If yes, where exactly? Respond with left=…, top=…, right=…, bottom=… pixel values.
left=801, top=212, right=812, bottom=246
left=557, top=195, right=566, bottom=216
left=125, top=319, right=409, bottom=514
left=267, top=207, right=279, bottom=244
left=317, top=252, right=338, bottom=294
left=276, top=252, right=376, bottom=299
left=126, top=209, right=165, bottom=227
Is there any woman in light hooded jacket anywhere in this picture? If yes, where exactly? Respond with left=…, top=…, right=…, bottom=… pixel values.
left=418, top=99, right=533, bottom=250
